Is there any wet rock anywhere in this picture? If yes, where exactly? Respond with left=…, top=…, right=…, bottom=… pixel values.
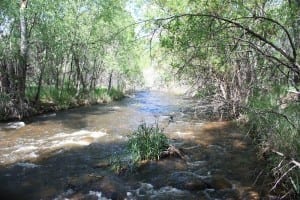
left=129, top=158, right=188, bottom=188
left=135, top=183, right=154, bottom=196
left=91, top=176, right=127, bottom=200
left=242, top=190, right=260, bottom=200
left=208, top=144, right=226, bottom=153
left=204, top=175, right=232, bottom=190
left=4, top=122, right=25, bottom=129
left=168, top=171, right=208, bottom=191
left=194, top=167, right=210, bottom=176
left=187, top=160, right=207, bottom=170
left=132, top=183, right=199, bottom=200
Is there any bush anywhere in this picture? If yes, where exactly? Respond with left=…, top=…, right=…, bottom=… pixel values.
left=127, top=123, right=169, bottom=164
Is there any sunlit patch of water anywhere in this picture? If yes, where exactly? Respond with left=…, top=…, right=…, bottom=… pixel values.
left=0, top=129, right=107, bottom=165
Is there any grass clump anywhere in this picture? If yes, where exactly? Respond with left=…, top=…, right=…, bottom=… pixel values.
left=127, top=123, right=169, bottom=164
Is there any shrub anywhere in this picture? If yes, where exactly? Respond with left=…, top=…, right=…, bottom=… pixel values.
left=127, top=123, right=169, bottom=164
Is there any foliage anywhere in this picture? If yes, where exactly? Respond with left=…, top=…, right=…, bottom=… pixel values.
left=109, top=152, right=127, bottom=174
left=0, top=0, right=143, bottom=120
left=108, top=88, right=125, bottom=100
left=194, top=85, right=216, bottom=98
left=25, top=86, right=124, bottom=111
left=246, top=87, right=300, bottom=198
left=127, top=123, right=169, bottom=164
left=0, top=93, right=13, bottom=119
left=139, top=0, right=300, bottom=197
left=247, top=90, right=299, bottom=158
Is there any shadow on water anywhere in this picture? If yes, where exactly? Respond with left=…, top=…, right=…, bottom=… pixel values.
left=0, top=91, right=270, bottom=199
left=0, top=122, right=269, bottom=200
left=0, top=140, right=127, bottom=200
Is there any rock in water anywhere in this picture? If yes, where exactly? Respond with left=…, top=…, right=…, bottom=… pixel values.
left=5, top=122, right=25, bottom=129
left=204, top=175, right=233, bottom=190
left=168, top=171, right=208, bottom=191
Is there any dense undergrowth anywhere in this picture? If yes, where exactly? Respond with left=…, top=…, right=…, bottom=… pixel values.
left=245, top=87, right=300, bottom=199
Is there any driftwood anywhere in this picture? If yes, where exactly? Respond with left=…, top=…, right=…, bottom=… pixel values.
left=269, top=149, right=300, bottom=194
left=160, top=145, right=186, bottom=160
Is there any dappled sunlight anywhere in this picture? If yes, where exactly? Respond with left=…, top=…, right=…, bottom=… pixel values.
left=0, top=129, right=108, bottom=165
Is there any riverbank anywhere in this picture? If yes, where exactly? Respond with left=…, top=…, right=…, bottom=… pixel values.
left=0, top=88, right=125, bottom=122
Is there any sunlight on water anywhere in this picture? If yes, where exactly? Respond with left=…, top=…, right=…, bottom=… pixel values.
left=0, top=130, right=107, bottom=165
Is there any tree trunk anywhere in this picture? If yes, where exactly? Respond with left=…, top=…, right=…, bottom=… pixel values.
left=108, top=70, right=113, bottom=92
left=18, top=0, right=28, bottom=111
left=0, top=61, right=9, bottom=94
left=34, top=65, right=45, bottom=104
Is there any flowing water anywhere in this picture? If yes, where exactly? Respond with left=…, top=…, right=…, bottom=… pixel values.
left=0, top=91, right=268, bottom=199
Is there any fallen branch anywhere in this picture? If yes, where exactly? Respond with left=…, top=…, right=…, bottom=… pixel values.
left=160, top=145, right=186, bottom=160
left=270, top=164, right=297, bottom=192
left=269, top=149, right=300, bottom=194
left=271, top=149, right=300, bottom=168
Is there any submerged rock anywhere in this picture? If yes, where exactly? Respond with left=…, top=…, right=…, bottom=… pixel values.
left=91, top=176, right=127, bottom=200
left=204, top=188, right=240, bottom=199
left=204, top=175, right=233, bottom=190
left=15, top=162, right=40, bottom=169
left=131, top=183, right=198, bottom=200
left=168, top=171, right=208, bottom=191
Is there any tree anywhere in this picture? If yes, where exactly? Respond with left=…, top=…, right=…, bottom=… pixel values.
left=0, top=0, right=144, bottom=118
left=18, top=0, right=29, bottom=107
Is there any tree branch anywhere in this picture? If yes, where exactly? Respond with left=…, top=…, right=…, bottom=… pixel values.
left=153, top=13, right=299, bottom=73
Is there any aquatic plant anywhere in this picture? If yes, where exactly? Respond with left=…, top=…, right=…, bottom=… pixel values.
left=127, top=123, right=169, bottom=164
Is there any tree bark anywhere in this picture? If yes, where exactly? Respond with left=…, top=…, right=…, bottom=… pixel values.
left=108, top=70, right=113, bottom=92
left=19, top=0, right=28, bottom=107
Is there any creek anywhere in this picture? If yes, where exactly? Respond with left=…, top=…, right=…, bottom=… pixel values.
left=0, top=91, right=267, bottom=199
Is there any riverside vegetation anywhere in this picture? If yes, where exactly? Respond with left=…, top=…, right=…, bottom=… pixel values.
left=0, top=0, right=299, bottom=198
